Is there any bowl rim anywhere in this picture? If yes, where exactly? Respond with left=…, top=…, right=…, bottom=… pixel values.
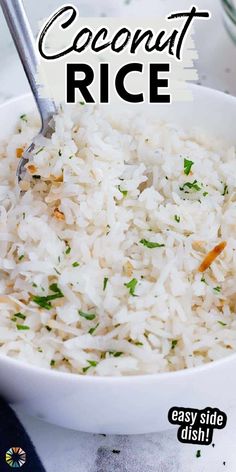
left=0, top=86, right=236, bottom=384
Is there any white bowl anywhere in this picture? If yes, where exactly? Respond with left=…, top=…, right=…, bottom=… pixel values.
left=0, top=86, right=236, bottom=434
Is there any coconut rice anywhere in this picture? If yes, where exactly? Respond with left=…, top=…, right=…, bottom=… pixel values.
left=0, top=103, right=236, bottom=376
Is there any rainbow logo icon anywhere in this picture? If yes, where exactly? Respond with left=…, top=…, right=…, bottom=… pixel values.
left=5, top=447, right=26, bottom=468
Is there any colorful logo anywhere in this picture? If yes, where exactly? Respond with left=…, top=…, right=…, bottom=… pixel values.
left=5, top=447, right=26, bottom=468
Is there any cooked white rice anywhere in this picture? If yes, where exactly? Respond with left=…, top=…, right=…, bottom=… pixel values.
left=0, top=103, right=235, bottom=376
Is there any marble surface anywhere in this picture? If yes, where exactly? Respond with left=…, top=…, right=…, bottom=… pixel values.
left=0, top=0, right=236, bottom=471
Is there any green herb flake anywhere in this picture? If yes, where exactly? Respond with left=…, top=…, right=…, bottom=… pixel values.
left=218, top=321, right=227, bottom=327
left=174, top=215, right=180, bottom=223
left=118, top=185, right=128, bottom=197
left=18, top=254, right=24, bottom=261
left=37, top=347, right=43, bottom=353
left=14, top=312, right=26, bottom=321
left=20, top=114, right=28, bottom=122
left=196, top=450, right=201, bottom=458
left=103, top=277, right=108, bottom=291
left=50, top=359, right=56, bottom=367
left=82, top=360, right=98, bottom=373
left=88, top=322, right=99, bottom=335
left=79, top=310, right=96, bottom=321
left=140, top=239, right=165, bottom=249
left=214, top=286, right=221, bottom=293
left=16, top=324, right=30, bottom=331
left=171, top=339, right=178, bottom=350
left=80, top=101, right=85, bottom=105
left=32, top=284, right=64, bottom=310
left=179, top=180, right=201, bottom=193
left=109, top=351, right=123, bottom=357
left=58, top=150, right=62, bottom=156
left=35, top=147, right=45, bottom=155
left=65, top=245, right=71, bottom=255
left=124, top=278, right=138, bottom=296
left=22, top=212, right=26, bottom=219
left=32, top=283, right=37, bottom=288
left=72, top=262, right=80, bottom=267
left=184, top=158, right=194, bottom=176
left=201, top=276, right=207, bottom=284
left=222, top=183, right=229, bottom=196
left=203, top=192, right=208, bottom=197
left=49, top=283, right=63, bottom=295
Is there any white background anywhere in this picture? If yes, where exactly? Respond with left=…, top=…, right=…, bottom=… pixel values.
left=0, top=1, right=236, bottom=471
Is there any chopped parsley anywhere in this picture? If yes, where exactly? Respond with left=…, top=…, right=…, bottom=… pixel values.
left=203, top=191, right=208, bottom=197
left=184, top=158, right=194, bottom=176
left=174, top=215, right=180, bottom=223
left=118, top=185, right=128, bottom=197
left=109, top=351, right=123, bottom=357
left=196, top=450, right=201, bottom=458
left=179, top=180, right=201, bottom=193
left=50, top=359, right=56, bottom=367
left=72, top=262, right=80, bottom=267
left=82, top=360, right=98, bottom=373
left=213, top=286, right=221, bottom=293
left=65, top=245, right=71, bottom=255
left=103, top=277, right=108, bottom=291
left=32, top=284, right=64, bottom=310
left=13, top=312, right=26, bottom=321
left=140, top=239, right=165, bottom=249
left=171, top=339, right=178, bottom=350
left=222, top=183, right=229, bottom=196
left=201, top=276, right=207, bottom=284
left=79, top=310, right=96, bottom=321
left=16, top=324, right=30, bottom=330
left=32, top=283, right=37, bottom=288
left=35, top=147, right=45, bottom=155
left=124, top=278, right=138, bottom=296
left=218, top=321, right=227, bottom=327
left=88, top=323, right=99, bottom=335
left=20, top=114, right=27, bottom=122
left=18, top=254, right=24, bottom=261
left=80, top=101, right=85, bottom=105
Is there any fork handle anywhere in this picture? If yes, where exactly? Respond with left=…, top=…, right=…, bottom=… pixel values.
left=0, top=0, right=56, bottom=131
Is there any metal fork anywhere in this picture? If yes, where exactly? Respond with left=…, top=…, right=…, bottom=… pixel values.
left=0, top=0, right=57, bottom=181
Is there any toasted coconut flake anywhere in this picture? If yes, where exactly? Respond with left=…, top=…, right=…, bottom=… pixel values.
left=99, top=257, right=107, bottom=269
left=52, top=174, right=63, bottom=182
left=53, top=208, right=65, bottom=221
left=27, top=164, right=38, bottom=175
left=19, top=180, right=30, bottom=192
left=192, top=241, right=205, bottom=253
left=16, top=147, right=24, bottom=158
left=198, top=241, right=227, bottom=273
left=124, top=261, right=134, bottom=277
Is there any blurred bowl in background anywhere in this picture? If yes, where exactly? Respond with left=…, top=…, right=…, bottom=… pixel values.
left=221, top=0, right=236, bottom=43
